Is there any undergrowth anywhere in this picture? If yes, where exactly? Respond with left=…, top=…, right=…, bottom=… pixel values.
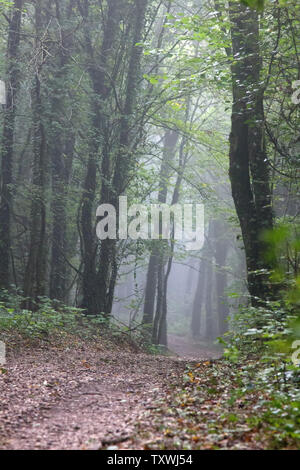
left=217, top=300, right=300, bottom=449
left=0, top=290, right=147, bottom=351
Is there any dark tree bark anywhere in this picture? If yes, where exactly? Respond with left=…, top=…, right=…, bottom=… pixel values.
left=50, top=132, right=75, bottom=301
left=49, top=1, right=75, bottom=302
left=228, top=2, right=274, bottom=304
left=23, top=1, right=48, bottom=308
left=97, top=0, right=149, bottom=314
left=79, top=0, right=122, bottom=314
left=0, top=0, right=23, bottom=290
left=79, top=109, right=101, bottom=314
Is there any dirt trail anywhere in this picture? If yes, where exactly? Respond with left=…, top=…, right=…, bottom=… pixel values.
left=0, top=337, right=217, bottom=450
left=168, top=334, right=222, bottom=360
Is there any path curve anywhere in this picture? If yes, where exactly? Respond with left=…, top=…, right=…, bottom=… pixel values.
left=0, top=339, right=217, bottom=450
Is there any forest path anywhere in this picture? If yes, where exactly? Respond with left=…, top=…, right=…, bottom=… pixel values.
left=0, top=338, right=217, bottom=450
left=167, top=334, right=222, bottom=360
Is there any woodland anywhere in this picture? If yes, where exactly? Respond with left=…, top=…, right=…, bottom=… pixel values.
left=0, top=0, right=299, bottom=451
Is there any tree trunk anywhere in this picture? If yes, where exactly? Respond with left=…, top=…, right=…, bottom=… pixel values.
left=79, top=0, right=121, bottom=314
left=23, top=2, right=48, bottom=308
left=143, top=130, right=179, bottom=341
left=143, top=244, right=159, bottom=327
left=97, top=0, right=149, bottom=314
left=50, top=133, right=75, bottom=302
left=228, top=2, right=274, bottom=304
left=49, top=2, right=75, bottom=301
left=0, top=0, right=23, bottom=291
left=205, top=255, right=213, bottom=340
left=214, top=220, right=230, bottom=336
left=191, top=253, right=207, bottom=338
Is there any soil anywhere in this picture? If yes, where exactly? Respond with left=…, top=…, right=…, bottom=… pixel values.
left=0, top=334, right=219, bottom=450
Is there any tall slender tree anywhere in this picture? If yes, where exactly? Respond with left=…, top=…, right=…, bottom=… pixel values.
left=49, top=0, right=76, bottom=301
left=0, top=0, right=23, bottom=290
left=143, top=129, right=179, bottom=341
left=96, top=0, right=150, bottom=314
left=23, top=0, right=49, bottom=307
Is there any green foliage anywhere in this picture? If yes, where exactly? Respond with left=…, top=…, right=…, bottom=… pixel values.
left=219, top=298, right=300, bottom=448
left=261, top=393, right=300, bottom=446
left=240, top=0, right=290, bottom=11
left=241, top=0, right=265, bottom=11
left=216, top=221, right=300, bottom=447
left=0, top=291, right=110, bottom=340
left=0, top=1, right=13, bottom=6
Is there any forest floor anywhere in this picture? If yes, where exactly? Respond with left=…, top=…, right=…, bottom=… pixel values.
left=0, top=332, right=285, bottom=450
